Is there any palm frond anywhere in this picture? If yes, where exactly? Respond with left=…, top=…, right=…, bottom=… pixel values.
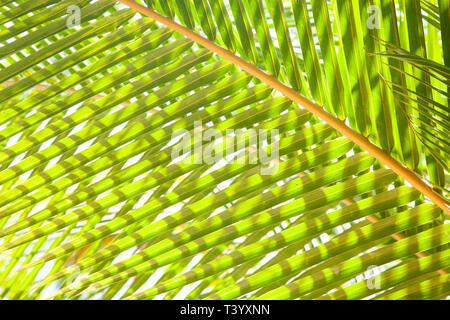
left=0, top=0, right=448, bottom=300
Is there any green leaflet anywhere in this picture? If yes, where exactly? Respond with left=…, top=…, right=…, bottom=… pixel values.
left=0, top=38, right=197, bottom=143
left=12, top=123, right=335, bottom=261
left=0, top=73, right=255, bottom=221
left=0, top=0, right=115, bottom=58
left=192, top=0, right=216, bottom=41
left=291, top=0, right=331, bottom=107
left=124, top=170, right=407, bottom=299
left=229, top=0, right=258, bottom=65
left=309, top=0, right=350, bottom=120
left=0, top=18, right=161, bottom=106
left=66, top=181, right=419, bottom=296
left=265, top=0, right=308, bottom=94
left=42, top=138, right=357, bottom=292
left=257, top=223, right=449, bottom=299
left=0, top=7, right=134, bottom=82
left=0, top=0, right=91, bottom=43
left=333, top=0, right=373, bottom=136
left=0, top=0, right=61, bottom=24
left=242, top=0, right=281, bottom=78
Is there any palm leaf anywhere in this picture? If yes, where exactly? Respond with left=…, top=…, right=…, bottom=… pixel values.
left=0, top=0, right=448, bottom=300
